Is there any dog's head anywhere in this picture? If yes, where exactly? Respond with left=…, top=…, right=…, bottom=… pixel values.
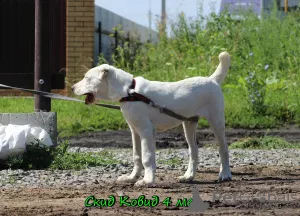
left=72, top=64, right=133, bottom=104
left=72, top=64, right=110, bottom=104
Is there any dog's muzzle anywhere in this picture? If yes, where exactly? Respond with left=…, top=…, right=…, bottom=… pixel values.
left=84, top=93, right=95, bottom=104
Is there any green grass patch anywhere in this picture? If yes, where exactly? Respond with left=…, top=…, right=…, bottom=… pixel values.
left=2, top=140, right=120, bottom=170
left=230, top=136, right=300, bottom=150
left=158, top=156, right=183, bottom=166
left=0, top=97, right=127, bottom=137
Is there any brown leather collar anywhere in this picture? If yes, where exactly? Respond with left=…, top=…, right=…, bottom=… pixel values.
left=119, top=79, right=151, bottom=104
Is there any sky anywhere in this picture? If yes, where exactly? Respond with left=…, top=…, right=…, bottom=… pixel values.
left=95, top=0, right=222, bottom=31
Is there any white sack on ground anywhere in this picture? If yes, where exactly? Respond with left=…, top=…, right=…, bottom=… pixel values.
left=0, top=124, right=53, bottom=160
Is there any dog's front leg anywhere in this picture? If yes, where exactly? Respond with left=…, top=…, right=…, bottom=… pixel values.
left=117, top=125, right=142, bottom=183
left=134, top=125, right=156, bottom=187
left=178, top=121, right=198, bottom=182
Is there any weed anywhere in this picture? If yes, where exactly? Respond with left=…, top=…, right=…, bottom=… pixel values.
left=50, top=142, right=120, bottom=170
left=3, top=140, right=120, bottom=171
left=6, top=139, right=54, bottom=170
left=8, top=175, right=16, bottom=184
left=245, top=70, right=267, bottom=116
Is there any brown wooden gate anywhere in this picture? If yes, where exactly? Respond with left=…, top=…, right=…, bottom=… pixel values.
left=0, top=0, right=66, bottom=89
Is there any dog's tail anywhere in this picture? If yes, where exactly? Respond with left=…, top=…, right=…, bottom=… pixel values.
left=209, top=51, right=230, bottom=85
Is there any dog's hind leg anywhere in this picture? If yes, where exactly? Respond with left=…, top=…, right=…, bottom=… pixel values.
left=207, top=108, right=232, bottom=182
left=117, top=124, right=142, bottom=183
left=178, top=121, right=198, bottom=182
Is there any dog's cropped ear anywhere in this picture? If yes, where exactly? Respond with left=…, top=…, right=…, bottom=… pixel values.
left=101, top=64, right=110, bottom=73
left=99, top=65, right=110, bottom=79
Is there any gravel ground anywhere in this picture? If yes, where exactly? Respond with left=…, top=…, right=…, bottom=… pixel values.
left=2, top=127, right=300, bottom=216
left=1, top=147, right=300, bottom=188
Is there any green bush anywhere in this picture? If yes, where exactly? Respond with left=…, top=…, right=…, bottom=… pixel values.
left=5, top=139, right=55, bottom=170
left=100, top=4, right=300, bottom=128
left=230, top=136, right=300, bottom=150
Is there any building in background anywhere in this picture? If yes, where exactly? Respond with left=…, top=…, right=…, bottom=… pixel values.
left=220, top=0, right=262, bottom=17
left=219, top=0, right=300, bottom=17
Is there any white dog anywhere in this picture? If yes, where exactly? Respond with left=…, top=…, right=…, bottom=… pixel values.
left=72, top=52, right=232, bottom=186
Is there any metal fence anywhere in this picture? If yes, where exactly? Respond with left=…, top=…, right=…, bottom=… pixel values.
left=94, top=6, right=158, bottom=65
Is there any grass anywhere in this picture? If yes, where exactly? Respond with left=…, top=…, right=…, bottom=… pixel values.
left=0, top=97, right=127, bottom=137
left=230, top=136, right=300, bottom=150
left=158, top=156, right=183, bottom=166
left=0, top=92, right=298, bottom=138
left=2, top=140, right=120, bottom=170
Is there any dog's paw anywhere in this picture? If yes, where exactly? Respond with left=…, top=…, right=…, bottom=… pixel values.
left=218, top=171, right=232, bottom=182
left=177, top=175, right=194, bottom=183
left=134, top=179, right=155, bottom=187
left=117, top=174, right=138, bottom=183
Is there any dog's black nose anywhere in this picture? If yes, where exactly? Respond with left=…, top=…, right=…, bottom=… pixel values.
left=71, top=86, right=75, bottom=92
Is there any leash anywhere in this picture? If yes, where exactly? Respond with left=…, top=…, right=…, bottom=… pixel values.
left=0, top=82, right=199, bottom=122
left=0, top=84, right=121, bottom=110
left=150, top=102, right=199, bottom=122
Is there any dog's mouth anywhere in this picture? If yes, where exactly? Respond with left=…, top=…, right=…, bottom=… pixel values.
left=84, top=93, right=95, bottom=104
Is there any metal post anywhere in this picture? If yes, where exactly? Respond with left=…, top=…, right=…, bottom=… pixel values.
left=148, top=0, right=152, bottom=42
left=115, top=30, right=118, bottom=50
left=160, top=0, right=166, bottom=37
left=35, top=0, right=51, bottom=112
left=284, top=0, right=288, bottom=13
left=162, top=0, right=166, bottom=26
left=98, top=22, right=102, bottom=56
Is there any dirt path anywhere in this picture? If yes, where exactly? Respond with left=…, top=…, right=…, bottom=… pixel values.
left=67, top=125, right=300, bottom=148
left=1, top=165, right=300, bottom=216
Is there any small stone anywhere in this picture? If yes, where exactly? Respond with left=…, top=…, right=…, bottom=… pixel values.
left=121, top=162, right=128, bottom=167
left=40, top=175, right=48, bottom=179
left=117, top=191, right=124, bottom=196
left=103, top=174, right=111, bottom=178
